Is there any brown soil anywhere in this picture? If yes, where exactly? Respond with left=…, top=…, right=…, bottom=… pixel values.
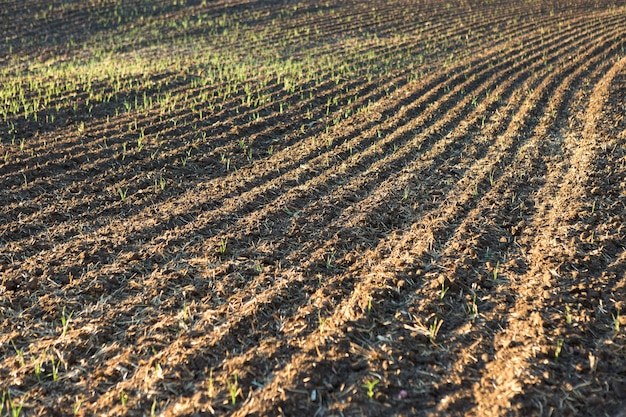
left=1, top=0, right=625, bottom=416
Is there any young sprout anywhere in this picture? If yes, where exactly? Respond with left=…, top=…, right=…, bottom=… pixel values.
left=227, top=373, right=239, bottom=405
left=429, top=317, right=443, bottom=344
left=11, top=340, right=25, bottom=367
left=613, top=309, right=621, bottom=332
left=403, top=186, right=410, bottom=200
left=73, top=396, right=84, bottom=416
left=207, top=368, right=214, bottom=397
left=362, top=379, right=380, bottom=399
left=150, top=399, right=158, bottom=417
left=325, top=251, right=335, bottom=269
left=120, top=390, right=129, bottom=407
left=440, top=282, right=449, bottom=300
left=118, top=187, right=128, bottom=201
left=6, top=391, right=23, bottom=417
left=61, top=307, right=73, bottom=337
left=50, top=355, right=61, bottom=382
left=219, top=239, right=227, bottom=254
left=466, top=293, right=478, bottom=319
left=554, top=338, right=564, bottom=359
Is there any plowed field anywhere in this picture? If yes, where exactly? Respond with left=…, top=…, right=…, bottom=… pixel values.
left=1, top=0, right=625, bottom=415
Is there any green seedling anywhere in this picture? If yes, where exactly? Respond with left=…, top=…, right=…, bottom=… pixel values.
left=283, top=208, right=300, bottom=217
left=466, top=293, right=478, bottom=319
left=120, top=390, right=129, bottom=407
left=34, top=356, right=43, bottom=380
left=219, top=239, right=227, bottom=254
left=554, top=338, right=564, bottom=359
left=137, top=129, right=144, bottom=150
left=151, top=399, right=157, bottom=417
left=613, top=309, right=621, bottom=332
left=429, top=317, right=443, bottom=344
left=119, top=187, right=128, bottom=201
left=61, top=307, right=73, bottom=337
left=440, top=282, right=449, bottom=300
left=155, top=362, right=164, bottom=379
left=362, top=379, right=380, bottom=399
left=325, top=251, right=335, bottom=269
left=73, top=396, right=84, bottom=416
left=227, top=374, right=239, bottom=405
left=11, top=340, right=25, bottom=367
left=493, top=261, right=499, bottom=280
left=318, top=310, right=327, bottom=334
left=207, top=368, right=214, bottom=397
left=50, top=355, right=61, bottom=382
left=6, top=391, right=23, bottom=417
left=565, top=305, right=572, bottom=326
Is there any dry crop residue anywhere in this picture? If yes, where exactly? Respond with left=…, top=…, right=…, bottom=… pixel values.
left=1, top=0, right=625, bottom=416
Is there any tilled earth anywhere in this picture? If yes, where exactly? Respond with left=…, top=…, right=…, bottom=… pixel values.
left=1, top=0, right=625, bottom=415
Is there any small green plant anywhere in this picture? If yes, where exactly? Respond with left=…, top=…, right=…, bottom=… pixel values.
left=493, top=261, right=499, bottom=281
left=155, top=362, right=164, bottom=379
left=554, top=338, right=564, bottom=359
left=50, top=355, right=61, bottom=382
left=325, top=251, right=335, bottom=269
left=120, top=390, right=129, bottom=407
left=219, top=239, right=227, bottom=254
left=466, top=293, right=478, bottom=319
left=137, top=128, right=145, bottom=150
left=440, top=282, right=449, bottom=300
left=227, top=373, right=239, bottom=405
left=318, top=310, right=327, bottom=334
left=565, top=305, right=572, bottom=326
left=207, top=368, right=214, bottom=397
left=118, top=187, right=128, bottom=201
left=613, top=309, right=621, bottom=332
left=6, top=391, right=23, bottom=417
left=34, top=357, right=43, bottom=380
left=362, top=379, right=380, bottom=399
left=151, top=399, right=158, bottom=417
left=429, top=317, right=443, bottom=344
left=10, top=340, right=25, bottom=367
left=61, top=307, right=73, bottom=338
left=73, top=396, right=84, bottom=416
left=403, top=186, right=410, bottom=200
